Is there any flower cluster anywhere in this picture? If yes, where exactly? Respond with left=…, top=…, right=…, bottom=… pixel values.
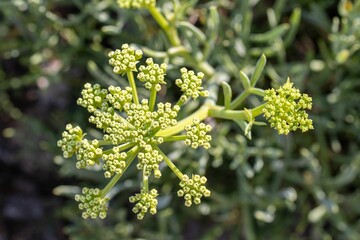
left=138, top=58, right=167, bottom=91
left=129, top=189, right=158, bottom=220
left=177, top=174, right=211, bottom=207
left=57, top=124, right=103, bottom=169
left=77, top=83, right=109, bottom=112
left=263, top=79, right=313, bottom=135
left=117, top=0, right=156, bottom=9
left=185, top=118, right=212, bottom=149
left=176, top=68, right=209, bottom=102
left=137, top=147, right=163, bottom=178
left=75, top=139, right=103, bottom=169
left=108, top=44, right=143, bottom=74
left=75, top=187, right=109, bottom=219
left=102, top=147, right=128, bottom=178
left=57, top=124, right=84, bottom=158
left=59, top=44, right=212, bottom=220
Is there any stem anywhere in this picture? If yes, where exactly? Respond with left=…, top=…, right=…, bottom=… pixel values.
left=102, top=142, right=136, bottom=155
left=147, top=6, right=215, bottom=78
left=156, top=104, right=211, bottom=137
left=100, top=145, right=139, bottom=198
left=154, top=145, right=184, bottom=180
left=98, top=140, right=113, bottom=146
left=149, top=86, right=157, bottom=111
left=230, top=89, right=252, bottom=110
left=209, top=107, right=248, bottom=120
left=147, top=6, right=181, bottom=47
left=163, top=135, right=187, bottom=142
left=143, top=167, right=149, bottom=192
left=127, top=71, right=139, bottom=105
left=251, top=104, right=266, bottom=118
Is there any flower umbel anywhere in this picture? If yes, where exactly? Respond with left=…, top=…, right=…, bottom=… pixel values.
left=117, top=0, right=156, bottom=9
left=185, top=118, right=212, bottom=149
left=263, top=79, right=313, bottom=135
left=58, top=44, right=212, bottom=220
left=129, top=188, right=158, bottom=220
left=108, top=44, right=143, bottom=74
left=177, top=174, right=211, bottom=207
left=75, top=187, right=109, bottom=219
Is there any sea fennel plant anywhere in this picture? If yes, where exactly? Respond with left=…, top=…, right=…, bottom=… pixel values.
left=58, top=42, right=313, bottom=220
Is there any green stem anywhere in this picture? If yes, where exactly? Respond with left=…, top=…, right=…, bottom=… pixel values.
left=230, top=89, right=252, bottom=110
left=147, top=6, right=215, bottom=78
left=156, top=104, right=211, bottom=137
left=98, top=140, right=113, bottom=146
left=163, top=135, right=187, bottom=142
left=154, top=145, right=184, bottom=180
left=209, top=107, right=247, bottom=120
left=127, top=71, right=139, bottom=105
left=149, top=86, right=157, bottom=111
left=251, top=104, right=266, bottom=118
left=100, top=145, right=139, bottom=198
left=143, top=167, right=149, bottom=192
left=102, top=142, right=136, bottom=155
left=147, top=6, right=181, bottom=47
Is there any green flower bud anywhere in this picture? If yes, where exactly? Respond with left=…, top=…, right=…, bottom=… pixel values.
left=263, top=79, right=313, bottom=135
left=77, top=83, right=109, bottom=113
left=75, top=139, right=103, bottom=169
left=178, top=174, right=211, bottom=207
left=75, top=187, right=109, bottom=219
left=175, top=68, right=208, bottom=100
left=102, top=146, right=128, bottom=178
left=108, top=44, right=143, bottom=74
left=138, top=58, right=167, bottom=91
left=117, top=0, right=156, bottom=9
left=129, top=188, right=158, bottom=220
left=57, top=124, right=84, bottom=158
left=185, top=118, right=212, bottom=149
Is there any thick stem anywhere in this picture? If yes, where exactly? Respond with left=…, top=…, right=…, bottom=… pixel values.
left=251, top=104, right=266, bottom=118
left=163, top=135, right=187, bottom=142
left=147, top=6, right=181, bottom=47
left=127, top=71, right=139, bottom=105
left=100, top=145, right=139, bottom=198
left=149, top=86, right=157, bottom=111
left=156, top=104, right=211, bottom=137
left=209, top=107, right=248, bottom=120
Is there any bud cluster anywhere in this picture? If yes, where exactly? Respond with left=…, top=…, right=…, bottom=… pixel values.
left=185, top=118, right=212, bottom=149
left=175, top=68, right=209, bottom=101
left=137, top=146, right=163, bottom=178
left=108, top=44, right=143, bottom=74
left=177, top=174, right=211, bottom=207
left=117, top=0, right=156, bottom=9
left=57, top=124, right=84, bottom=158
left=75, top=139, right=103, bottom=169
left=102, top=146, right=128, bottom=178
left=77, top=83, right=109, bottom=113
left=75, top=187, right=109, bottom=219
left=129, top=189, right=158, bottom=220
left=263, top=79, right=313, bottom=135
left=138, top=58, right=167, bottom=91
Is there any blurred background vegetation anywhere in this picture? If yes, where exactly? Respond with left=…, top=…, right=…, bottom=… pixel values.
left=0, top=0, right=359, bottom=239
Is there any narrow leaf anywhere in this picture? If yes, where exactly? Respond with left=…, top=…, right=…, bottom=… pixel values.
left=250, top=54, right=267, bottom=87
left=250, top=23, right=289, bottom=43
left=222, top=82, right=232, bottom=109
